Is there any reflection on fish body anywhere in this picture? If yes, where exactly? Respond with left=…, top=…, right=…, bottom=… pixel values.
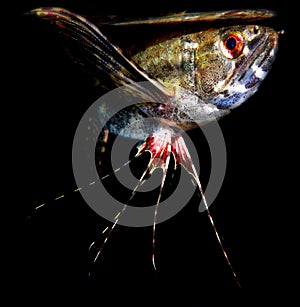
left=28, top=7, right=280, bottom=288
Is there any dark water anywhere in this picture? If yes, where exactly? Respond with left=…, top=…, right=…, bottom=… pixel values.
left=11, top=0, right=292, bottom=304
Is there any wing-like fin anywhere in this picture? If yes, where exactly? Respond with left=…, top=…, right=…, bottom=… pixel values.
left=107, top=9, right=276, bottom=26
left=28, top=7, right=172, bottom=102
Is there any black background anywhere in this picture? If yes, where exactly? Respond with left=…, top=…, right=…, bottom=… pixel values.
left=10, top=0, right=294, bottom=304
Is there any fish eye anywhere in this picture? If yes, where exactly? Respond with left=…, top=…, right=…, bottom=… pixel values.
left=220, top=32, right=244, bottom=59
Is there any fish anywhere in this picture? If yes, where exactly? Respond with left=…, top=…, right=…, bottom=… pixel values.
left=27, top=7, right=280, bottom=288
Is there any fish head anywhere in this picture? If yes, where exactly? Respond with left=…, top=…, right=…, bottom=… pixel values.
left=196, top=25, right=279, bottom=110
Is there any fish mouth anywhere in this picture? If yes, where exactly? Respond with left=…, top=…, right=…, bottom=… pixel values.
left=238, top=27, right=279, bottom=90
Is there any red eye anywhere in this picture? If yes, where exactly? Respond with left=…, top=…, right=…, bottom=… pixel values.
left=221, top=33, right=244, bottom=59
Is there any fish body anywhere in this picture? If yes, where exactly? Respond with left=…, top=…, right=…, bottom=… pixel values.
left=104, top=24, right=278, bottom=138
left=29, top=8, right=279, bottom=138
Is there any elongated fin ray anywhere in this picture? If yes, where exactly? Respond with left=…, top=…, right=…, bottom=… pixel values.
left=90, top=129, right=173, bottom=269
left=171, top=134, right=241, bottom=288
